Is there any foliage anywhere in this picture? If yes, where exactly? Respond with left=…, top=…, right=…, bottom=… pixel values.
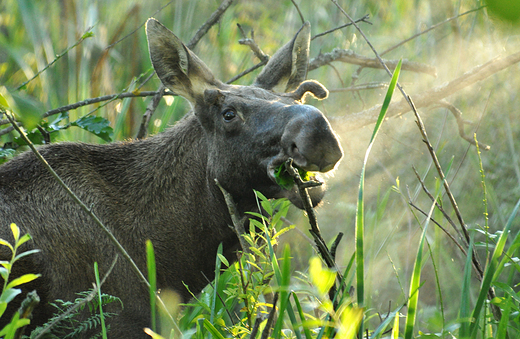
left=28, top=290, right=122, bottom=339
left=154, top=193, right=364, bottom=339
left=0, top=223, right=40, bottom=339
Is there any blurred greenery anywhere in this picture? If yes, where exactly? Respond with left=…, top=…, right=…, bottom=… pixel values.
left=1, top=0, right=520, bottom=337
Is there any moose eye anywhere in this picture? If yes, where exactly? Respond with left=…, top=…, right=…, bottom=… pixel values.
left=222, top=109, right=237, bottom=122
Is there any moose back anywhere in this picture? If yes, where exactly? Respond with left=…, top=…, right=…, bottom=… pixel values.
left=0, top=19, right=342, bottom=337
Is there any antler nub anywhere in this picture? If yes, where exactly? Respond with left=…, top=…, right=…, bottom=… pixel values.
left=287, top=80, right=329, bottom=103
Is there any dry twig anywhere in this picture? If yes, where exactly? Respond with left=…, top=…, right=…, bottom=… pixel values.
left=309, top=49, right=437, bottom=77
left=335, top=50, right=520, bottom=132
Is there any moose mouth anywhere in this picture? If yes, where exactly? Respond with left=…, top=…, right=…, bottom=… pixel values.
left=266, top=158, right=327, bottom=208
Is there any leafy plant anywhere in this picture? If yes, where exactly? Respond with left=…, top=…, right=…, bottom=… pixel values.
left=0, top=223, right=40, bottom=339
left=29, top=290, right=122, bottom=339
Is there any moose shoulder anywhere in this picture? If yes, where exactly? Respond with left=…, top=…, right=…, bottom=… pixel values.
left=0, top=18, right=342, bottom=337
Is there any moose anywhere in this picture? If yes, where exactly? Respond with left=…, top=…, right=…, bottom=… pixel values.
left=0, top=18, right=342, bottom=337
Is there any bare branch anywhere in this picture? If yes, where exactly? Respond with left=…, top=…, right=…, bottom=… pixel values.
left=436, top=100, right=491, bottom=150
left=336, top=50, right=520, bottom=131
left=17, top=26, right=94, bottom=91
left=308, top=48, right=437, bottom=77
left=226, top=61, right=267, bottom=84
left=214, top=179, right=250, bottom=253
left=187, top=0, right=234, bottom=50
left=290, top=0, right=305, bottom=24
left=284, top=158, right=342, bottom=284
left=311, top=14, right=372, bottom=41
left=381, top=6, right=484, bottom=56
left=105, top=1, right=175, bottom=50
left=137, top=86, right=165, bottom=139
left=0, top=91, right=175, bottom=129
left=237, top=24, right=269, bottom=63
left=328, top=82, right=388, bottom=93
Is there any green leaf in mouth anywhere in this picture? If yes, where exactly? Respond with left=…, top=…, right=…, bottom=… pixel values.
left=274, top=163, right=311, bottom=189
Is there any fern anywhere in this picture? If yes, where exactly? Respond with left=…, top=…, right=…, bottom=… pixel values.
left=27, top=290, right=122, bottom=339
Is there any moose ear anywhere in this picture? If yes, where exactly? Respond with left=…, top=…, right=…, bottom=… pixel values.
left=253, top=22, right=311, bottom=92
left=146, top=18, right=220, bottom=104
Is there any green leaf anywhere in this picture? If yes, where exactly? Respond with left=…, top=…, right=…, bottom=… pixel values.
left=0, top=148, right=16, bottom=160
left=309, top=256, right=336, bottom=296
left=0, top=311, right=30, bottom=339
left=486, top=0, right=520, bottom=24
left=10, top=224, right=19, bottom=243
left=0, top=239, right=13, bottom=251
left=202, top=318, right=225, bottom=339
left=356, top=59, right=402, bottom=322
left=15, top=233, right=31, bottom=248
left=273, top=163, right=311, bottom=190
left=5, top=273, right=40, bottom=290
left=82, top=31, right=95, bottom=39
left=470, top=196, right=520, bottom=336
left=7, top=91, right=44, bottom=131
left=0, top=90, right=9, bottom=110
left=0, top=267, right=9, bottom=281
left=13, top=249, right=40, bottom=263
left=71, top=115, right=113, bottom=142
left=216, top=253, right=229, bottom=267
left=459, top=232, right=475, bottom=338
left=0, top=288, right=22, bottom=304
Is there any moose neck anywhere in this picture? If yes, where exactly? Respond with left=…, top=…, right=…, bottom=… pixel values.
left=123, top=113, right=243, bottom=299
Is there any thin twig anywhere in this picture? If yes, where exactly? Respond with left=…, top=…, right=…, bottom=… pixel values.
left=410, top=99, right=469, bottom=241
left=187, top=0, right=234, bottom=50
left=226, top=61, right=267, bottom=84
left=311, top=14, right=372, bottom=40
left=137, top=86, right=165, bottom=139
left=16, top=27, right=94, bottom=91
left=104, top=0, right=175, bottom=50
left=284, top=159, right=343, bottom=283
left=328, top=83, right=389, bottom=93
left=411, top=166, right=464, bottom=242
left=215, top=179, right=250, bottom=253
left=200, top=271, right=236, bottom=324
left=409, top=98, right=503, bottom=322
left=436, top=100, right=491, bottom=150
left=408, top=200, right=467, bottom=256
left=237, top=24, right=269, bottom=63
left=381, top=6, right=485, bottom=56
left=335, top=50, right=520, bottom=131
left=308, top=48, right=437, bottom=76
left=290, top=0, right=305, bottom=24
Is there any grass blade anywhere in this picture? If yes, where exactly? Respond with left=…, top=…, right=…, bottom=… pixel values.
left=202, top=318, right=225, bottom=339
left=94, top=262, right=108, bottom=339
left=459, top=231, right=475, bottom=338
left=355, top=59, right=401, bottom=336
left=469, top=196, right=520, bottom=336
left=370, top=304, right=404, bottom=339
left=273, top=244, right=292, bottom=339
left=146, top=240, right=157, bottom=332
left=403, top=203, right=433, bottom=339
left=292, top=292, right=313, bottom=339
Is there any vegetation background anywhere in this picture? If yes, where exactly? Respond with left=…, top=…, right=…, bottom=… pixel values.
left=0, top=0, right=519, bottom=337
